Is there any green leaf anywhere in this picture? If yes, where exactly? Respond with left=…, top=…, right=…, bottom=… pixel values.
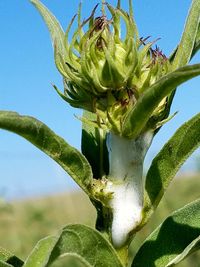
left=166, top=235, right=200, bottom=266
left=23, top=224, right=123, bottom=267
left=143, top=112, right=200, bottom=224
left=0, top=261, right=13, bottom=267
left=81, top=111, right=110, bottom=235
left=30, top=0, right=66, bottom=58
left=132, top=199, right=200, bottom=267
left=23, top=236, right=58, bottom=267
left=172, top=0, right=200, bottom=69
left=122, top=64, right=200, bottom=138
left=0, top=246, right=23, bottom=267
left=192, top=23, right=200, bottom=58
left=164, top=11, right=200, bottom=123
left=0, top=111, right=93, bottom=194
left=81, top=111, right=109, bottom=179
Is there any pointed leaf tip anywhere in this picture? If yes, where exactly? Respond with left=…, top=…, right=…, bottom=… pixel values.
left=30, top=0, right=66, bottom=58
left=172, top=0, right=200, bottom=69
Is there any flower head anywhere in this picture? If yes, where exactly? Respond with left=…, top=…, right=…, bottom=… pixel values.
left=52, top=1, right=171, bottom=136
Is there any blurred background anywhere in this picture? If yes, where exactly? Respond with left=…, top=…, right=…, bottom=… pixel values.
left=0, top=0, right=200, bottom=266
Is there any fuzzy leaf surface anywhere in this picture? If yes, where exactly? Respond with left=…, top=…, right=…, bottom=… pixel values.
left=143, top=112, right=200, bottom=222
left=81, top=111, right=109, bottom=233
left=30, top=0, right=66, bottom=58
left=192, top=23, right=200, bottom=58
left=132, top=199, right=200, bottom=267
left=166, top=235, right=200, bottom=266
left=0, top=247, right=23, bottom=267
left=81, top=111, right=109, bottom=179
left=0, top=261, right=13, bottom=267
left=23, top=224, right=123, bottom=267
left=0, top=111, right=93, bottom=193
left=122, top=64, right=200, bottom=138
left=172, top=0, right=200, bottom=69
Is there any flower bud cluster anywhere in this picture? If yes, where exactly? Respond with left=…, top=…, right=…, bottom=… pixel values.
left=54, top=2, right=171, bottom=136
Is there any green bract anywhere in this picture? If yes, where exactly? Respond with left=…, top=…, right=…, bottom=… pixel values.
left=33, top=0, right=172, bottom=136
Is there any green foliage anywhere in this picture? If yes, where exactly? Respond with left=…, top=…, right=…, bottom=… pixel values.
left=81, top=111, right=109, bottom=179
left=0, top=247, right=23, bottom=267
left=1, top=179, right=200, bottom=267
left=132, top=199, right=200, bottom=267
left=23, top=225, right=123, bottom=267
left=192, top=24, right=200, bottom=58
left=143, top=112, right=200, bottom=224
left=30, top=0, right=66, bottom=60
left=172, top=0, right=200, bottom=69
left=122, top=64, right=200, bottom=138
left=166, top=236, right=200, bottom=266
left=0, top=111, right=93, bottom=194
left=1, top=0, right=200, bottom=266
left=123, top=0, right=200, bottom=138
left=0, top=261, right=13, bottom=267
left=0, top=193, right=96, bottom=261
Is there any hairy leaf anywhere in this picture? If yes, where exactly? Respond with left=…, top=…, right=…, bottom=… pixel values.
left=132, top=199, right=200, bottom=267
left=23, top=224, right=123, bottom=267
left=172, top=0, right=200, bottom=69
left=23, top=236, right=58, bottom=267
left=0, top=261, right=13, bottom=267
left=0, top=111, right=93, bottom=194
left=0, top=247, right=23, bottom=267
left=192, top=23, right=200, bottom=58
left=143, top=112, right=200, bottom=223
left=81, top=111, right=110, bottom=234
left=167, top=235, right=200, bottom=266
left=164, top=5, right=200, bottom=126
left=81, top=111, right=109, bottom=179
left=122, top=64, right=200, bottom=138
left=30, top=0, right=66, bottom=58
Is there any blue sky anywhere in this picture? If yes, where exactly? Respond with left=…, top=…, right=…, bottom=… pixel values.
left=0, top=0, right=200, bottom=200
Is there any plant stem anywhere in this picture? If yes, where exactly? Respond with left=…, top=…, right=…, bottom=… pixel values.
left=116, top=245, right=129, bottom=267
left=106, top=131, right=153, bottom=248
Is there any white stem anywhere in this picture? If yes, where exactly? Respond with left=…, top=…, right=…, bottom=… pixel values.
left=106, top=131, right=153, bottom=248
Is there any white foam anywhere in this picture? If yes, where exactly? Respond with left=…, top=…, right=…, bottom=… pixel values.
left=106, top=131, right=153, bottom=247
left=107, top=182, right=143, bottom=247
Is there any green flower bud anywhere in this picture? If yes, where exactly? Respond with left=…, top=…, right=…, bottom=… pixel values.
left=52, top=1, right=171, bottom=136
left=32, top=0, right=172, bottom=137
